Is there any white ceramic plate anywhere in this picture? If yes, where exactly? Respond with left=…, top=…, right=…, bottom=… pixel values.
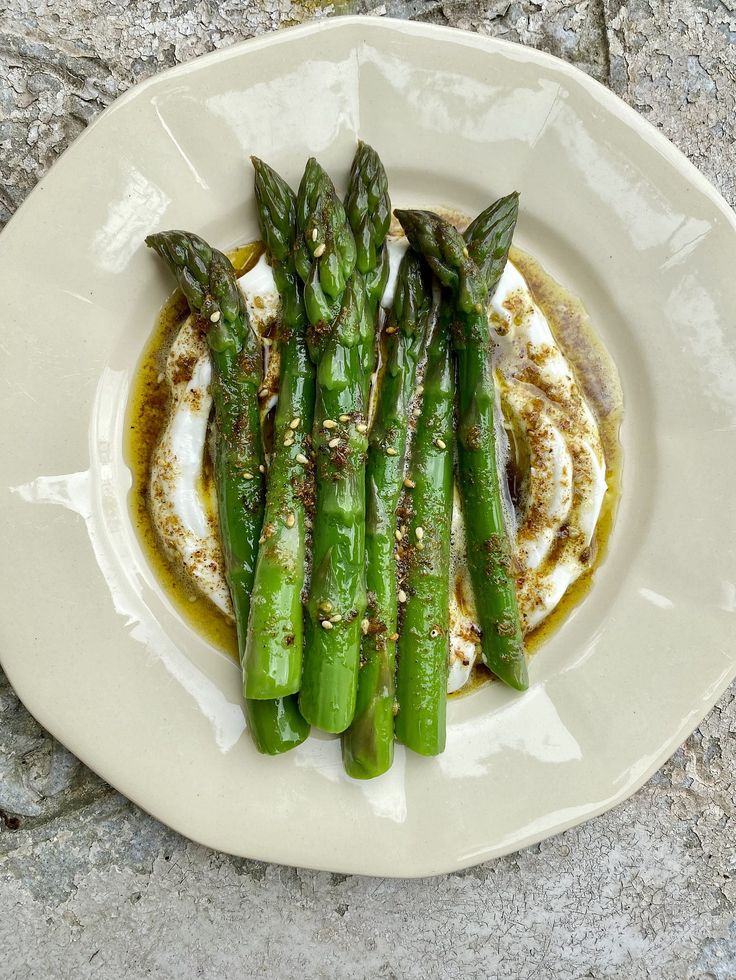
left=1, top=17, right=735, bottom=878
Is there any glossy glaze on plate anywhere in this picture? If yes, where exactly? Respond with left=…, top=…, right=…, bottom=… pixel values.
left=1, top=17, right=735, bottom=877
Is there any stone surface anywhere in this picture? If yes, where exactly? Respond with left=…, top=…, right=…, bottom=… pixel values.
left=1, top=2, right=735, bottom=977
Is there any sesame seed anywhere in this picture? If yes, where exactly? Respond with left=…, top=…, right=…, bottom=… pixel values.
left=416, top=541, right=424, bottom=551
left=210, top=310, right=221, bottom=323
left=386, top=447, right=397, bottom=456
left=398, top=589, right=407, bottom=603
left=385, top=325, right=397, bottom=335
left=290, top=417, right=301, bottom=430
left=413, top=407, right=421, bottom=418
left=311, top=228, right=318, bottom=242
left=339, top=414, right=350, bottom=422
left=284, top=435, right=294, bottom=447
left=328, top=437, right=340, bottom=449
left=415, top=526, right=425, bottom=540
left=462, top=246, right=469, bottom=259
left=389, top=633, right=399, bottom=642
left=361, top=618, right=370, bottom=635
left=395, top=530, right=402, bottom=542
left=296, top=453, right=309, bottom=465
left=314, top=243, right=326, bottom=258
left=435, top=438, right=447, bottom=450
left=330, top=614, right=342, bottom=623
left=356, top=422, right=368, bottom=434
left=259, top=464, right=266, bottom=473
left=244, top=472, right=254, bottom=480
left=416, top=385, right=424, bottom=396
left=321, top=619, right=333, bottom=630
left=323, top=419, right=337, bottom=429
left=403, top=478, right=415, bottom=489
left=285, top=513, right=295, bottom=528
left=259, top=387, right=269, bottom=398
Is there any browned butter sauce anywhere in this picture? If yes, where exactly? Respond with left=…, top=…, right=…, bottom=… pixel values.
left=126, top=241, right=623, bottom=689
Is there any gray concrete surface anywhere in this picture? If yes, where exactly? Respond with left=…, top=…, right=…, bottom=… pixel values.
left=1, top=2, right=735, bottom=977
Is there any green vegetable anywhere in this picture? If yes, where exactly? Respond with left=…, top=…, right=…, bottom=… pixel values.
left=146, top=230, right=308, bottom=753
left=342, top=251, right=432, bottom=777
left=345, top=141, right=391, bottom=400
left=395, top=202, right=527, bottom=691
left=245, top=695, right=310, bottom=755
left=295, top=159, right=369, bottom=734
left=243, top=159, right=316, bottom=701
left=393, top=297, right=454, bottom=755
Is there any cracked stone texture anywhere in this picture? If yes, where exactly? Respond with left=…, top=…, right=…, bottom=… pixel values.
left=1, top=1, right=735, bottom=977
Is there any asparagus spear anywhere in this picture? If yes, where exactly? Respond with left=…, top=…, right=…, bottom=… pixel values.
left=243, top=159, right=316, bottom=700
left=395, top=205, right=528, bottom=691
left=295, top=159, right=369, bottom=734
left=345, top=141, right=391, bottom=397
left=146, top=230, right=308, bottom=753
left=394, top=298, right=454, bottom=755
left=342, top=252, right=432, bottom=778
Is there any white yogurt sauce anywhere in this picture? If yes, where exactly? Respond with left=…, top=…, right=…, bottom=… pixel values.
left=149, top=238, right=606, bottom=694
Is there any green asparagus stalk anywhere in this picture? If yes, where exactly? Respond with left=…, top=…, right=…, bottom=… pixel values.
left=245, top=696, right=309, bottom=755
left=342, top=252, right=432, bottom=778
left=295, top=159, right=369, bottom=734
left=393, top=298, right=454, bottom=755
left=345, top=141, right=391, bottom=396
left=146, top=230, right=308, bottom=753
left=395, top=204, right=528, bottom=691
left=243, top=159, right=316, bottom=700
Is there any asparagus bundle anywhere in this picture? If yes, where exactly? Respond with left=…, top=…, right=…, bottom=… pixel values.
left=294, top=159, right=370, bottom=734
left=146, top=230, right=308, bottom=753
left=395, top=203, right=527, bottom=691
left=243, top=159, right=316, bottom=701
left=342, top=251, right=432, bottom=777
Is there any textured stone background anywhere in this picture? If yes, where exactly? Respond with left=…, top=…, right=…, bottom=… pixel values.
left=1, top=2, right=735, bottom=978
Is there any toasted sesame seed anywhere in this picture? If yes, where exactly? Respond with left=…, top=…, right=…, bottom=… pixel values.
left=289, top=417, right=301, bottom=430
left=386, top=447, right=398, bottom=457
left=416, top=541, right=424, bottom=551
left=398, top=589, right=407, bottom=604
left=415, top=526, right=425, bottom=540
left=328, top=437, right=340, bottom=449
left=259, top=464, right=266, bottom=473
left=395, top=530, right=402, bottom=542
left=296, top=453, right=309, bottom=465
left=314, top=242, right=326, bottom=258
left=389, top=633, right=399, bottom=642
left=284, top=435, right=294, bottom=447
left=321, top=619, right=333, bottom=630
left=416, top=385, right=424, bottom=396
left=285, top=513, right=295, bottom=528
left=330, top=614, right=342, bottom=623
left=403, top=478, right=415, bottom=489
left=244, top=472, right=254, bottom=480
left=210, top=310, right=221, bottom=323
left=259, top=387, right=269, bottom=398
left=361, top=618, right=370, bottom=635
left=356, top=422, right=368, bottom=434
left=384, top=325, right=397, bottom=335
left=413, top=407, right=421, bottom=418
left=311, top=227, right=318, bottom=242
left=339, top=414, right=350, bottom=422
left=435, top=438, right=447, bottom=450
left=323, top=419, right=338, bottom=429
